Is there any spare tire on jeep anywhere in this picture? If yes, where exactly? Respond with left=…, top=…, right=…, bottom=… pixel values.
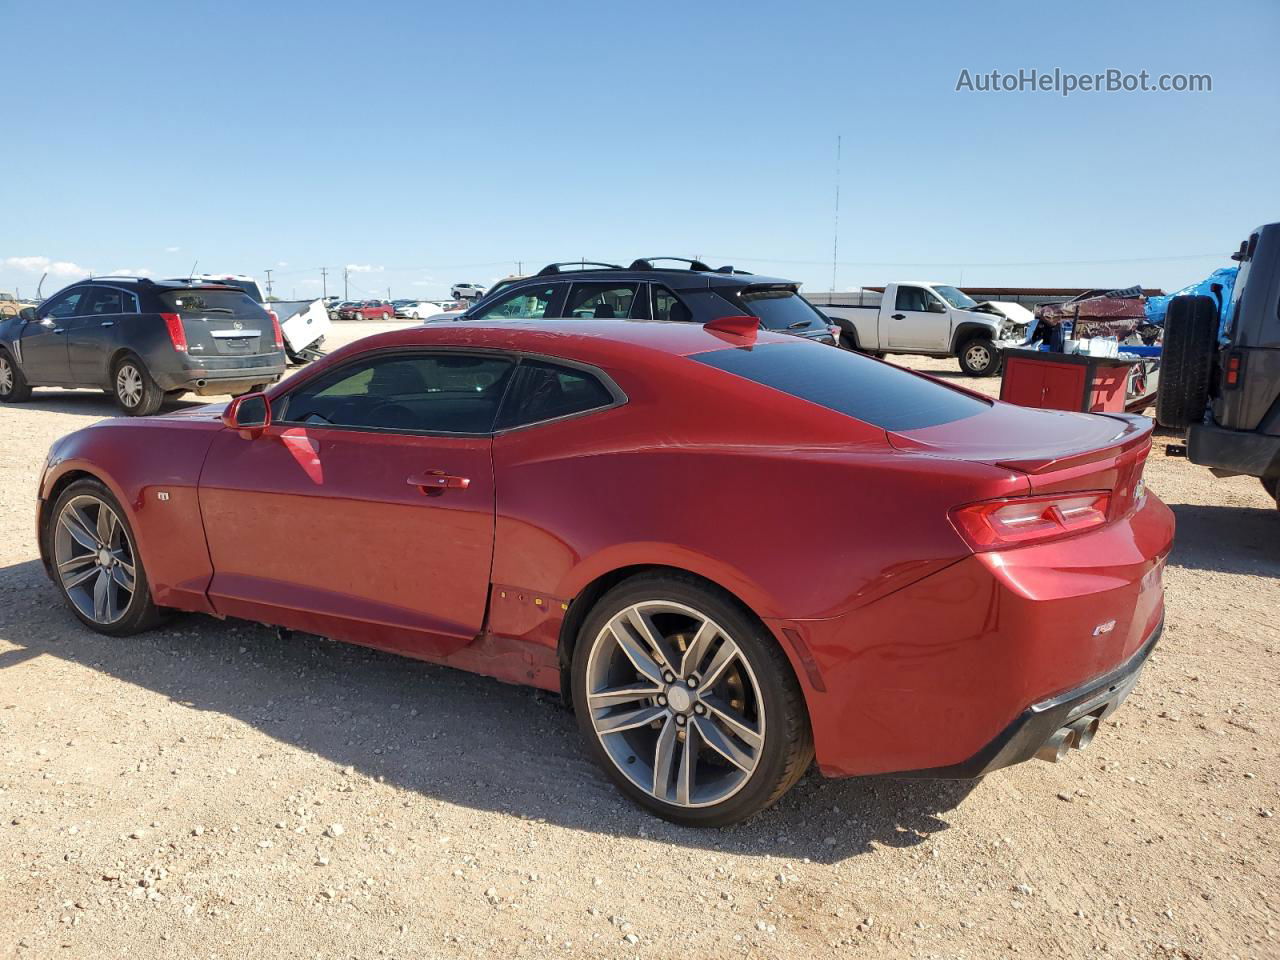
left=1156, top=294, right=1219, bottom=429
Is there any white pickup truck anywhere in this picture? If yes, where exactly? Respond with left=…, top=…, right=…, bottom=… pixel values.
left=808, top=282, right=1029, bottom=376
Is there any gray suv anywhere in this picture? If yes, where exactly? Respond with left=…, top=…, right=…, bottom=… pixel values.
left=0, top=277, right=286, bottom=415
left=1158, top=221, right=1280, bottom=508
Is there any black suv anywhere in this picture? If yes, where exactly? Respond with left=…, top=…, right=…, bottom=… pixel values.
left=0, top=278, right=286, bottom=416
left=1158, top=221, right=1280, bottom=509
left=454, top=258, right=838, bottom=346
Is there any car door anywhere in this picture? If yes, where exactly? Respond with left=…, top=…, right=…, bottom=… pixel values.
left=20, top=287, right=87, bottom=384
left=197, top=349, right=515, bottom=658
left=67, top=285, right=133, bottom=385
left=884, top=285, right=945, bottom=350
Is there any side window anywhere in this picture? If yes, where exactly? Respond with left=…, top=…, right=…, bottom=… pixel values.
left=470, top=284, right=562, bottom=321
left=81, top=287, right=126, bottom=316
left=653, top=286, right=692, bottom=323
left=561, top=283, right=640, bottom=319
left=277, top=352, right=515, bottom=434
left=43, top=289, right=87, bottom=320
left=496, top=359, right=616, bottom=429
left=895, top=286, right=928, bottom=312
left=122, top=290, right=139, bottom=314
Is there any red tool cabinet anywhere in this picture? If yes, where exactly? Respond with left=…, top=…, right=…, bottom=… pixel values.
left=999, top=348, right=1135, bottom=414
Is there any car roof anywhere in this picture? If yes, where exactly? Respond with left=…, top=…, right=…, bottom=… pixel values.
left=315, top=318, right=800, bottom=367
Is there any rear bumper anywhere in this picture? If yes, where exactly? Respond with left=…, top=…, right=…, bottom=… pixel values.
left=1187, top=420, right=1280, bottom=480
left=777, top=491, right=1174, bottom=779
left=153, top=355, right=286, bottom=394
left=897, top=615, right=1161, bottom=778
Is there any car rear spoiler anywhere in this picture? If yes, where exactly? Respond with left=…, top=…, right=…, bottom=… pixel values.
left=993, top=413, right=1153, bottom=475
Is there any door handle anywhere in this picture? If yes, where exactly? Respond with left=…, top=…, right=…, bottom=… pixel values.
left=52, top=327, right=65, bottom=334
left=406, top=471, right=471, bottom=493
left=891, top=313, right=905, bottom=321
left=100, top=321, right=114, bottom=327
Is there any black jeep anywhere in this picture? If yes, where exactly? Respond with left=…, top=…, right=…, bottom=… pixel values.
left=1157, top=221, right=1280, bottom=509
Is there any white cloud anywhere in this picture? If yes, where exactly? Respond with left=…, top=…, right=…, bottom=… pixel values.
left=165, top=246, right=181, bottom=253
left=108, top=267, right=153, bottom=277
left=345, top=263, right=384, bottom=274
left=3, top=255, right=90, bottom=279
left=276, top=261, right=289, bottom=267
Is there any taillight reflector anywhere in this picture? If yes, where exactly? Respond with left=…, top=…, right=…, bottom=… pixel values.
left=269, top=310, right=284, bottom=350
left=160, top=312, right=187, bottom=352
left=950, top=491, right=1111, bottom=551
left=1225, top=352, right=1242, bottom=386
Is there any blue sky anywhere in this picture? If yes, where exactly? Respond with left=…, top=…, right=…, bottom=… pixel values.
left=2, top=0, right=1276, bottom=301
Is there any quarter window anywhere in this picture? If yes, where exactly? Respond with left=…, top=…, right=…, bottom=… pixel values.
left=496, top=359, right=615, bottom=429
left=470, top=284, right=562, bottom=320
left=276, top=352, right=516, bottom=434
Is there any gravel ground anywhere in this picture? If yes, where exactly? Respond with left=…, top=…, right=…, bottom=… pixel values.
left=1, top=324, right=1277, bottom=959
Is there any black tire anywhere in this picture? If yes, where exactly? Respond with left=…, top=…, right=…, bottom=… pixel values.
left=43, top=478, right=164, bottom=637
left=112, top=354, right=164, bottom=416
left=1156, top=294, right=1219, bottom=429
left=957, top=336, right=999, bottom=376
left=571, top=572, right=813, bottom=827
left=0, top=348, right=32, bottom=402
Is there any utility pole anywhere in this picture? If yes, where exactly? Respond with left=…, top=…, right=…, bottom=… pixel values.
left=263, top=269, right=274, bottom=299
left=343, top=267, right=349, bottom=301
left=387, top=286, right=391, bottom=301
left=320, top=267, right=329, bottom=299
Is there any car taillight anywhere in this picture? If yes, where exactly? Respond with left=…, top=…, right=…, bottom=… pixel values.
left=160, top=312, right=187, bottom=352
left=1224, top=350, right=1243, bottom=387
left=269, top=310, right=284, bottom=350
left=950, top=491, right=1112, bottom=551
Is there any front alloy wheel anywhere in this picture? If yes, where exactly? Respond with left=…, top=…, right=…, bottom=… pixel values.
left=54, top=494, right=137, bottom=625
left=573, top=576, right=813, bottom=826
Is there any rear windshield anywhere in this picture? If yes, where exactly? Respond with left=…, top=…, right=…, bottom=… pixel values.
left=160, top=289, right=269, bottom=319
left=738, top=287, right=826, bottom=331
left=691, top=341, right=988, bottom=431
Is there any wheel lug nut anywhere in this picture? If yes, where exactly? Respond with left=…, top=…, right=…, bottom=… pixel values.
left=657, top=696, right=667, bottom=707
left=686, top=678, right=697, bottom=688
left=694, top=703, right=705, bottom=715
left=675, top=715, right=686, bottom=726
left=663, top=672, right=675, bottom=684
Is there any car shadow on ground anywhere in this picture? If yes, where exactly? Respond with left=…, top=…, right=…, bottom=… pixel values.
left=12, top=389, right=210, bottom=418
left=0, top=556, right=978, bottom=863
left=1167, top=501, right=1280, bottom=577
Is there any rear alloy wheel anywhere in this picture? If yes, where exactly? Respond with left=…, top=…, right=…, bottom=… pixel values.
left=47, top=480, right=162, bottom=636
left=573, top=575, right=812, bottom=826
left=958, top=336, right=999, bottom=376
left=0, top=350, right=32, bottom=402
left=113, top=356, right=164, bottom=416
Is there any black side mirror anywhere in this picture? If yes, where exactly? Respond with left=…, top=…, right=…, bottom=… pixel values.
left=18, top=306, right=37, bottom=322
left=929, top=299, right=948, bottom=313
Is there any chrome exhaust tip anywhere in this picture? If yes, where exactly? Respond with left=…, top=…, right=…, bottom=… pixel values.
left=1034, top=727, right=1075, bottom=763
left=1066, top=716, right=1100, bottom=750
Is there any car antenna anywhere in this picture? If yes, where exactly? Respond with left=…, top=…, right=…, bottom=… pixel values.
left=188, top=259, right=199, bottom=282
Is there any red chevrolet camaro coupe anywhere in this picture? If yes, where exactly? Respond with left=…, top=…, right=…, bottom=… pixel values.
left=36, top=318, right=1173, bottom=825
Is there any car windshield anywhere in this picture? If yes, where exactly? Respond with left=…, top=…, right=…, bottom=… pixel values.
left=933, top=285, right=977, bottom=310
left=738, top=287, right=825, bottom=330
left=161, top=289, right=267, bottom=318
left=691, top=341, right=988, bottom=431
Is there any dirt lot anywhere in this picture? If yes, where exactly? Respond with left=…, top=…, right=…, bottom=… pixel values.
left=1, top=323, right=1277, bottom=959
